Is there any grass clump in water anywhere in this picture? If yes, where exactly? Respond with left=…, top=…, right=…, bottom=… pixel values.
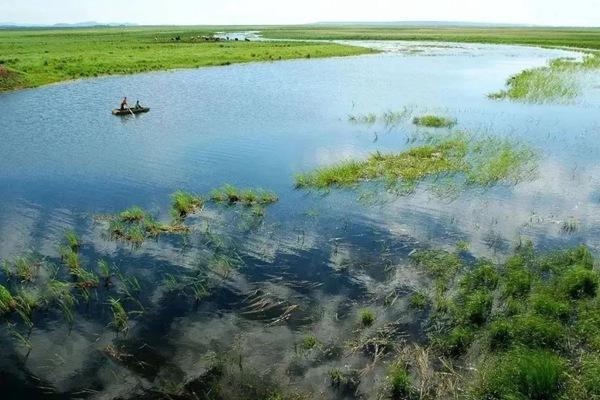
left=0, top=284, right=17, bottom=314
left=388, top=362, right=412, bottom=398
left=359, top=308, right=376, bottom=327
left=109, top=297, right=128, bottom=334
left=348, top=112, right=377, bottom=124
left=171, top=190, right=203, bottom=219
left=475, top=349, right=565, bottom=400
left=413, top=115, right=457, bottom=128
left=104, top=205, right=189, bottom=246
left=210, top=184, right=278, bottom=206
left=295, top=133, right=537, bottom=193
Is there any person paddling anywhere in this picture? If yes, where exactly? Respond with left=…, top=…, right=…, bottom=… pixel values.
left=120, top=97, right=128, bottom=110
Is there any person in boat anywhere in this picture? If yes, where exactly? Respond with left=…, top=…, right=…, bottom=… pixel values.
left=120, top=97, right=128, bottom=110
left=134, top=100, right=141, bottom=109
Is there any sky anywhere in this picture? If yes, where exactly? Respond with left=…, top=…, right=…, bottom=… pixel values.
left=1, top=0, right=599, bottom=27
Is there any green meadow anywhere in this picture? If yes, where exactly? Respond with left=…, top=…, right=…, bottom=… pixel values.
left=0, top=26, right=372, bottom=91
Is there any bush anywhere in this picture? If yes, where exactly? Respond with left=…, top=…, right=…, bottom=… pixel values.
left=408, top=292, right=428, bottom=310
left=488, top=319, right=514, bottom=351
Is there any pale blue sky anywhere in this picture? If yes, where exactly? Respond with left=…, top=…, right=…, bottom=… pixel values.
left=2, top=0, right=599, bottom=26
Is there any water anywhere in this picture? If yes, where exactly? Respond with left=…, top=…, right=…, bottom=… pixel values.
left=0, top=42, right=598, bottom=398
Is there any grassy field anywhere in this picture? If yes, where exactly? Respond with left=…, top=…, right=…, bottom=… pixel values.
left=0, top=26, right=373, bottom=91
left=261, top=26, right=600, bottom=50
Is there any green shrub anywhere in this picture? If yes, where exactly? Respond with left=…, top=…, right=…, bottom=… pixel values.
left=412, top=115, right=456, bottom=128
left=302, top=334, right=317, bottom=350
left=580, top=354, right=600, bottom=397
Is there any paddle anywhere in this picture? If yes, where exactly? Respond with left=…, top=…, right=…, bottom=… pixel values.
left=127, top=106, right=135, bottom=117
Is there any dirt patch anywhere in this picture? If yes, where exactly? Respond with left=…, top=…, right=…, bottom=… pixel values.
left=0, top=64, right=23, bottom=91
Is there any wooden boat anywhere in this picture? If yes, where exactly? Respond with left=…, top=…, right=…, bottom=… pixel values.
left=112, top=107, right=150, bottom=116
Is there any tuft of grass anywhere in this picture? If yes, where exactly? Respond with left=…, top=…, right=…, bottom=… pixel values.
left=108, top=297, right=128, bottom=334
left=559, top=265, right=599, bottom=299
left=119, top=206, right=147, bottom=222
left=409, top=292, right=428, bottom=310
left=302, top=334, right=318, bottom=350
left=359, top=308, right=376, bottom=327
left=210, top=184, right=278, bottom=206
left=0, top=284, right=17, bottom=314
left=489, top=63, right=579, bottom=103
left=348, top=112, right=377, bottom=124
left=170, top=190, right=203, bottom=219
left=388, top=362, right=412, bottom=398
left=295, top=133, right=537, bottom=192
left=475, top=349, right=566, bottom=400
left=64, top=229, right=80, bottom=251
left=413, top=115, right=457, bottom=128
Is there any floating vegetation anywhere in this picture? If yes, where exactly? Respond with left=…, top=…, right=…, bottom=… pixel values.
left=102, top=205, right=189, bottom=246
left=561, top=217, right=580, bottom=234
left=170, top=190, right=203, bottom=220
left=295, top=133, right=537, bottom=193
left=2, top=256, right=38, bottom=282
left=413, top=114, right=457, bottom=128
left=210, top=184, right=278, bottom=206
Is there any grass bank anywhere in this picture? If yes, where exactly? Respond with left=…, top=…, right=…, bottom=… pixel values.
left=0, top=26, right=373, bottom=92
left=260, top=26, right=600, bottom=50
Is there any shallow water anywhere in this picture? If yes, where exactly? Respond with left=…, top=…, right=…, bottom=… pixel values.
left=0, top=42, right=599, bottom=398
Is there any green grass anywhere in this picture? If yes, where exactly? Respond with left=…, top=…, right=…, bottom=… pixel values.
left=295, top=133, right=537, bottom=192
left=359, top=308, right=376, bottom=327
left=413, top=115, right=457, bottom=128
left=108, top=297, right=128, bottom=334
left=476, top=348, right=566, bottom=400
left=0, top=26, right=373, bottom=91
left=64, top=229, right=80, bottom=251
left=210, top=184, right=278, bottom=206
left=0, top=284, right=16, bottom=314
left=388, top=362, right=412, bottom=398
left=302, top=334, right=318, bottom=350
left=170, top=190, right=203, bottom=219
left=260, top=26, right=600, bottom=50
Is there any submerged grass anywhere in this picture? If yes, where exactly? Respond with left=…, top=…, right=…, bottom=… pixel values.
left=413, top=115, right=457, bottom=128
left=295, top=132, right=537, bottom=192
left=211, top=184, right=278, bottom=206
left=490, top=54, right=600, bottom=102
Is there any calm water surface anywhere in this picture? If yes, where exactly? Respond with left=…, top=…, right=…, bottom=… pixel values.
left=0, top=42, right=599, bottom=398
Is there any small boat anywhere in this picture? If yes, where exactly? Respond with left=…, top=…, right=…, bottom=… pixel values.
left=112, top=107, right=150, bottom=116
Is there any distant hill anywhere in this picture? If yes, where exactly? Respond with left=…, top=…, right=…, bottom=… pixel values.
left=0, top=21, right=137, bottom=28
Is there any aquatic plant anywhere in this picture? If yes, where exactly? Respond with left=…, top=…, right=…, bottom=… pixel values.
left=46, top=279, right=76, bottom=324
left=348, top=112, right=377, bottom=124
left=210, top=184, right=278, bottom=206
left=0, top=284, right=16, bottom=314
left=388, top=362, right=412, bottom=398
left=475, top=349, right=565, bottom=400
left=97, top=259, right=112, bottom=287
left=171, top=190, right=203, bottom=219
left=489, top=63, right=579, bottom=102
left=59, top=245, right=81, bottom=272
left=295, top=133, right=537, bottom=193
left=108, top=297, right=128, bottom=334
left=302, top=334, right=318, bottom=350
left=359, top=308, right=376, bottom=327
left=329, top=368, right=360, bottom=393
left=64, top=229, right=80, bottom=251
left=413, top=115, right=456, bottom=128
left=409, top=292, right=428, bottom=310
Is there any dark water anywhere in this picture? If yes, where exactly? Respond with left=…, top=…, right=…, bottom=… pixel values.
left=0, top=42, right=598, bottom=398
